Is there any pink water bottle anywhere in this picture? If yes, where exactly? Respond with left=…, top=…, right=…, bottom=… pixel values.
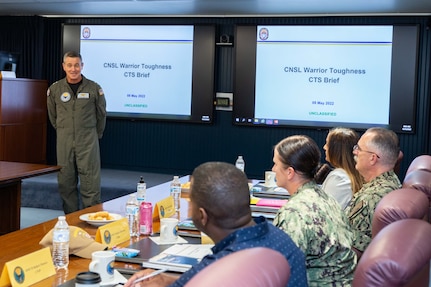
left=139, top=202, right=153, bottom=235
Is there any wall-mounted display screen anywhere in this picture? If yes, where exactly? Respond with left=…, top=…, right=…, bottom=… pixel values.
left=233, top=25, right=418, bottom=133
left=62, top=24, right=215, bottom=123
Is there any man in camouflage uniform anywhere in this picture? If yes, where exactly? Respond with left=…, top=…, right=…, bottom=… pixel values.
left=47, top=51, right=107, bottom=214
left=272, top=135, right=357, bottom=287
left=345, top=127, right=401, bottom=253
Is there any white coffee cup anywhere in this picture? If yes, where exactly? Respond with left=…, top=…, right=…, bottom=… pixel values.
left=160, top=218, right=179, bottom=243
left=88, top=251, right=115, bottom=283
left=265, top=171, right=277, bottom=187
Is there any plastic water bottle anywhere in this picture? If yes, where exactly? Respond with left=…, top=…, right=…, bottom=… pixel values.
left=54, top=268, right=69, bottom=286
left=52, top=216, right=69, bottom=269
left=170, top=176, right=181, bottom=213
left=126, top=194, right=140, bottom=237
left=136, top=176, right=146, bottom=205
left=235, top=155, right=245, bottom=172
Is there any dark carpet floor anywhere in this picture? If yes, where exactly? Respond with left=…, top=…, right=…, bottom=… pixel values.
left=21, top=169, right=175, bottom=210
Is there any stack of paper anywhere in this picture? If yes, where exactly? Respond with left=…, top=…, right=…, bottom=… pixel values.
left=177, top=219, right=201, bottom=238
left=250, top=197, right=287, bottom=220
left=251, top=183, right=290, bottom=199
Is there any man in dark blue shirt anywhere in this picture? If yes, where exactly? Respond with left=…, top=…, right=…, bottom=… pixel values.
left=124, top=162, right=308, bottom=287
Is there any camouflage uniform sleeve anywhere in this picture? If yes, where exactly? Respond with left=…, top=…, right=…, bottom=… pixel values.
left=348, top=174, right=401, bottom=252
left=348, top=191, right=387, bottom=252
left=274, top=206, right=308, bottom=252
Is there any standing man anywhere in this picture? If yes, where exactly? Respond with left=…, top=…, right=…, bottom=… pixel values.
left=345, top=127, right=401, bottom=254
left=47, top=51, right=107, bottom=214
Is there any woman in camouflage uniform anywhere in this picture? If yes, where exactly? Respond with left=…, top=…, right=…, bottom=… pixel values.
left=272, top=135, right=357, bottom=287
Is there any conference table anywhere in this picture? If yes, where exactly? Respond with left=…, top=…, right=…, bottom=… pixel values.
left=0, top=161, right=61, bottom=235
left=0, top=176, right=191, bottom=286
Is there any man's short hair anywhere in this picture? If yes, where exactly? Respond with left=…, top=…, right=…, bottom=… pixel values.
left=365, top=127, right=400, bottom=166
left=190, top=162, right=251, bottom=229
left=63, top=51, right=82, bottom=62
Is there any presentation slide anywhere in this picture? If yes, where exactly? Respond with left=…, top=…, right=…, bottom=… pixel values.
left=79, top=25, right=194, bottom=116
left=254, top=25, right=393, bottom=125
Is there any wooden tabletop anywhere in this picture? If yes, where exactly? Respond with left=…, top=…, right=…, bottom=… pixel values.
left=0, top=176, right=191, bottom=286
left=0, top=161, right=62, bottom=235
left=0, top=161, right=61, bottom=183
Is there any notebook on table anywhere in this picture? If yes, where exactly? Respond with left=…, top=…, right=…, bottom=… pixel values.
left=141, top=244, right=214, bottom=273
left=177, top=219, right=201, bottom=238
left=251, top=183, right=290, bottom=199
left=115, top=236, right=203, bottom=273
left=250, top=197, right=287, bottom=222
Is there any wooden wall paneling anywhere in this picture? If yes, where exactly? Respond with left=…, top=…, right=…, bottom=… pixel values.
left=0, top=78, right=48, bottom=163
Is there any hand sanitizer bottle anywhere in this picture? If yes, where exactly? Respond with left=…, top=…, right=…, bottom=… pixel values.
left=235, top=155, right=245, bottom=172
left=136, top=176, right=146, bottom=205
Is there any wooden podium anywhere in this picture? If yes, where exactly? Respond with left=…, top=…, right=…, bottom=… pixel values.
left=0, top=77, right=48, bottom=164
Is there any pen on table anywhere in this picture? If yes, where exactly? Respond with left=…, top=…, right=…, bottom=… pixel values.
left=132, top=268, right=168, bottom=284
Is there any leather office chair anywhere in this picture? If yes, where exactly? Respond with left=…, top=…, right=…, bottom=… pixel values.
left=353, top=219, right=431, bottom=287
left=402, top=169, right=431, bottom=222
left=371, top=188, right=428, bottom=237
left=184, top=247, right=291, bottom=287
left=405, top=154, right=431, bottom=175
left=393, top=150, right=404, bottom=177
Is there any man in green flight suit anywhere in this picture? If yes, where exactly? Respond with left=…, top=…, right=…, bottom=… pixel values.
left=47, top=51, right=107, bottom=214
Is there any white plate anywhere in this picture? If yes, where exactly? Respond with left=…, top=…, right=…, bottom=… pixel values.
left=79, top=212, right=123, bottom=226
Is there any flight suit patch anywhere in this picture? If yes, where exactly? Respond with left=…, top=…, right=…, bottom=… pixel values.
left=77, top=93, right=90, bottom=99
left=61, top=92, right=71, bottom=102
